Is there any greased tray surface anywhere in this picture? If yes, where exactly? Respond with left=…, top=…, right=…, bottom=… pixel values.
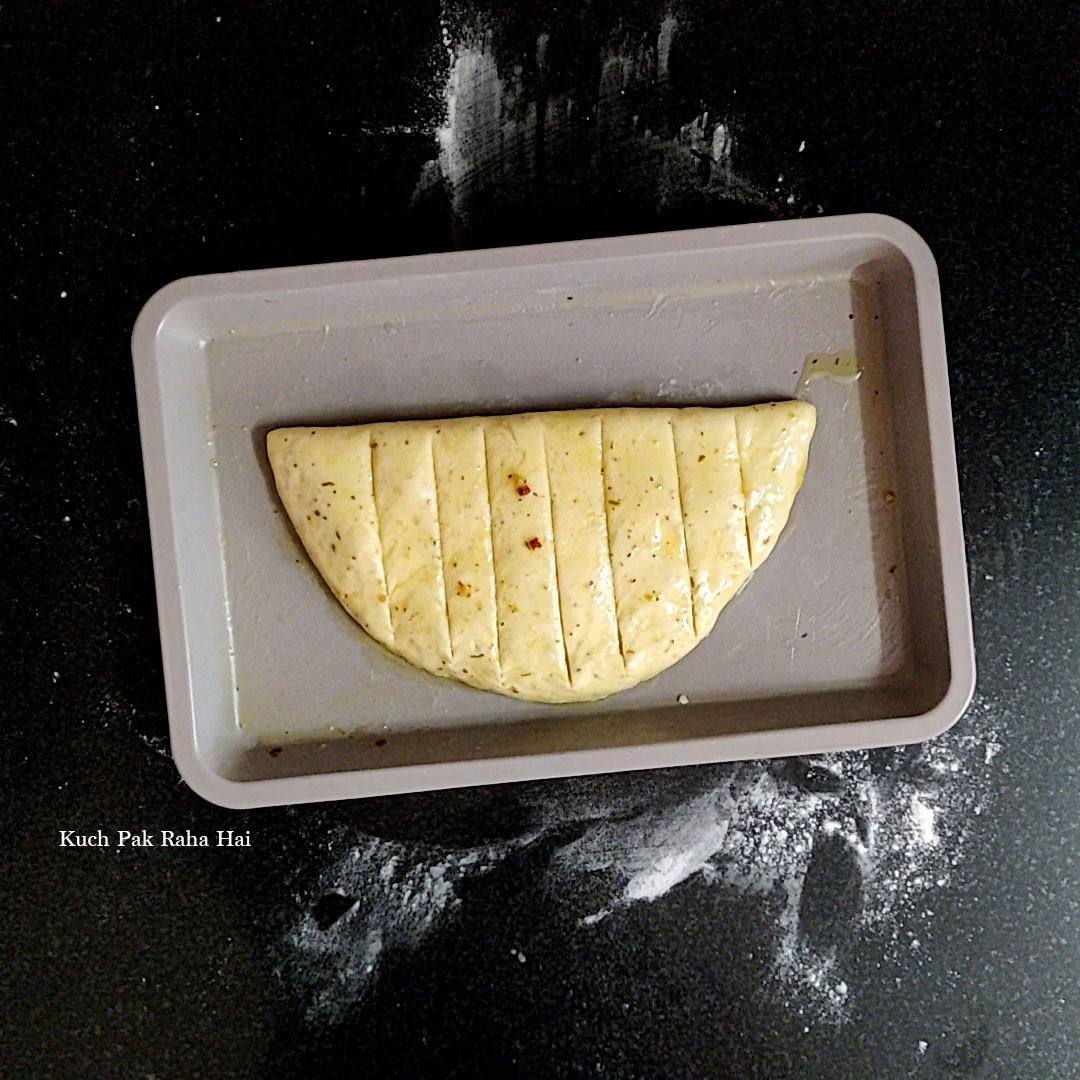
left=132, top=215, right=974, bottom=808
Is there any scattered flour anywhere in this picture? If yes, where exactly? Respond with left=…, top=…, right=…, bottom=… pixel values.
left=282, top=696, right=1004, bottom=1027
left=283, top=833, right=539, bottom=1023
left=657, top=13, right=677, bottom=80
left=421, top=10, right=798, bottom=230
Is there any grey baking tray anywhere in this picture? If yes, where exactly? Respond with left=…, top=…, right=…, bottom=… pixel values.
left=131, top=214, right=975, bottom=808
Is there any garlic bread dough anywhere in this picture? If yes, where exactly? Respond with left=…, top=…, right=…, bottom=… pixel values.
left=267, top=403, right=815, bottom=703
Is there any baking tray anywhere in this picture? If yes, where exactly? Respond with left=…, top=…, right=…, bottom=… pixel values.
left=132, top=214, right=975, bottom=808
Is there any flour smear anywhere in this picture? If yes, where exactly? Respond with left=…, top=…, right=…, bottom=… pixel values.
left=418, top=5, right=801, bottom=234
left=283, top=696, right=1003, bottom=1026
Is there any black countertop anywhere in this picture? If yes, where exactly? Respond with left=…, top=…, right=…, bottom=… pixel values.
left=3, top=2, right=1078, bottom=1077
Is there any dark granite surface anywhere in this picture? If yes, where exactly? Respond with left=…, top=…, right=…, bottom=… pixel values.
left=2, top=2, right=1078, bottom=1077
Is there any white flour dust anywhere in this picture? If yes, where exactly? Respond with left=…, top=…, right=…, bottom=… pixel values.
left=419, top=8, right=797, bottom=229
left=282, top=697, right=1004, bottom=1026
left=283, top=832, right=538, bottom=1024
left=544, top=724, right=982, bottom=1025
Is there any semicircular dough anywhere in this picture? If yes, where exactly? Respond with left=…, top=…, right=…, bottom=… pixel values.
left=267, top=403, right=815, bottom=704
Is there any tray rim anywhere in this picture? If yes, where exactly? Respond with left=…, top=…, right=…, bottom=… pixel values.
left=131, top=213, right=976, bottom=809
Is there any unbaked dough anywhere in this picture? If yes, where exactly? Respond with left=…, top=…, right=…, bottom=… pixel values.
left=267, top=403, right=815, bottom=703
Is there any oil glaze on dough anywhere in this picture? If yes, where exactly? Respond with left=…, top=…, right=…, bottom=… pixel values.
left=268, top=403, right=815, bottom=703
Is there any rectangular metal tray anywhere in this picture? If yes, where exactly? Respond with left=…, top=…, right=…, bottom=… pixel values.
left=132, top=214, right=975, bottom=808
